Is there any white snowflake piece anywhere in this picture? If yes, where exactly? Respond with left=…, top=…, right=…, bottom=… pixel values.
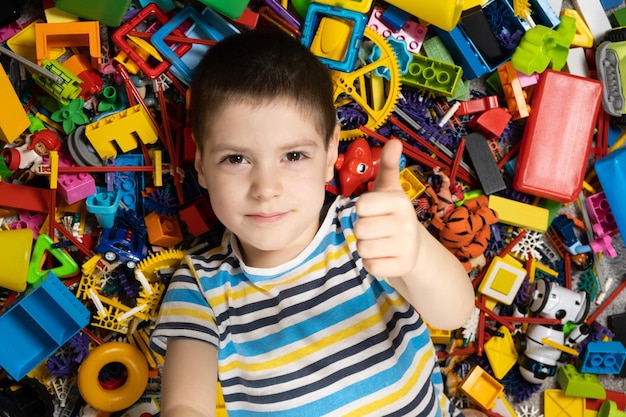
left=517, top=404, right=543, bottom=417
left=511, top=230, right=545, bottom=261
left=461, top=307, right=480, bottom=342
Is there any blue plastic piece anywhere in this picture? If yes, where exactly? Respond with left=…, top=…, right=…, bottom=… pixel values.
left=380, top=5, right=410, bottom=32
left=595, top=147, right=626, bottom=239
left=580, top=341, right=626, bottom=374
left=370, top=37, right=411, bottom=79
left=151, top=6, right=239, bottom=86
left=86, top=186, right=122, bottom=228
left=0, top=273, right=90, bottom=381
left=599, top=0, right=623, bottom=10
left=300, top=3, right=368, bottom=73
left=138, top=0, right=177, bottom=12
left=114, top=154, right=146, bottom=215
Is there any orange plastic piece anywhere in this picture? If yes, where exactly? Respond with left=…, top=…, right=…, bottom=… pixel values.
left=497, top=61, right=530, bottom=120
left=459, top=365, right=504, bottom=410
left=84, top=104, right=159, bottom=159
left=145, top=212, right=183, bottom=247
left=0, top=64, right=30, bottom=144
left=6, top=19, right=66, bottom=64
left=35, top=21, right=102, bottom=70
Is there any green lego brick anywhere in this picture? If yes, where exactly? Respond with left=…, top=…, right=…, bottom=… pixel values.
left=557, top=364, right=606, bottom=399
left=402, top=54, right=462, bottom=96
left=422, top=36, right=469, bottom=100
left=610, top=8, right=626, bottom=28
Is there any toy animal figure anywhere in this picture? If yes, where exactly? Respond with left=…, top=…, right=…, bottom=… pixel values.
left=435, top=195, right=498, bottom=271
left=334, top=138, right=382, bottom=197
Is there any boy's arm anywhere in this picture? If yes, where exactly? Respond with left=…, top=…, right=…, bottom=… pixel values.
left=161, top=338, right=218, bottom=417
left=355, top=139, right=475, bottom=331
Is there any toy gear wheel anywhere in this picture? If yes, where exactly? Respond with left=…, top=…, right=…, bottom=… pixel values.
left=332, top=26, right=402, bottom=140
left=136, top=249, right=185, bottom=281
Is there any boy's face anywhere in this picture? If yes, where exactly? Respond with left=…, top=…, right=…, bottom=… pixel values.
left=194, top=99, right=339, bottom=268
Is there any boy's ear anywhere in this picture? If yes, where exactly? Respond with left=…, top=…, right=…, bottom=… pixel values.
left=325, top=124, right=340, bottom=182
left=193, top=147, right=207, bottom=189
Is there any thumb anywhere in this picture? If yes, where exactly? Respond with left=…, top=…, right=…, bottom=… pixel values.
left=371, top=139, right=403, bottom=192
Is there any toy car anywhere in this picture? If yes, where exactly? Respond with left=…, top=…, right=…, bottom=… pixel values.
left=596, top=27, right=626, bottom=118
left=95, top=227, right=148, bottom=269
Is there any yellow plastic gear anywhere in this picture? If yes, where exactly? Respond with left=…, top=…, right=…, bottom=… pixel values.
left=136, top=248, right=185, bottom=281
left=332, top=26, right=402, bottom=140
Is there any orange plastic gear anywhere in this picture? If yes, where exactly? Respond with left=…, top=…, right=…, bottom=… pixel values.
left=332, top=26, right=401, bottom=140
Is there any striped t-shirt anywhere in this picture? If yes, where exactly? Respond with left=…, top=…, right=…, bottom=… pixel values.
left=150, top=196, right=462, bottom=417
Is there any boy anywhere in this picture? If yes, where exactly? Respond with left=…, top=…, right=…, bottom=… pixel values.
left=150, top=29, right=475, bottom=417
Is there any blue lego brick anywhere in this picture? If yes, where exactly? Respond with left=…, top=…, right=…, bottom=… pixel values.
left=595, top=147, right=626, bottom=239
left=580, top=340, right=626, bottom=374
left=0, top=273, right=90, bottom=381
left=114, top=154, right=146, bottom=215
left=380, top=5, right=410, bottom=31
left=599, top=0, right=624, bottom=10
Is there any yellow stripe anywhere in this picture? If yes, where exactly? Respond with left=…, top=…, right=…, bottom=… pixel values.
left=343, top=345, right=435, bottom=417
left=206, top=236, right=357, bottom=308
left=219, top=292, right=405, bottom=374
left=161, top=306, right=215, bottom=324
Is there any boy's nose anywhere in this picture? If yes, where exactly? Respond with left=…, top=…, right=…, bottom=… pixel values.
left=250, top=167, right=282, bottom=200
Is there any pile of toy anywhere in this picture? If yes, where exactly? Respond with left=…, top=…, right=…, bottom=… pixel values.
left=0, top=0, right=625, bottom=416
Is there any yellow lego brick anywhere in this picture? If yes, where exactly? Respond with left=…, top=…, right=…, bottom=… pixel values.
left=0, top=65, right=30, bottom=144
left=85, top=104, right=159, bottom=159
left=400, top=167, right=426, bottom=200
left=562, top=9, right=594, bottom=48
left=310, top=17, right=351, bottom=62
left=425, top=322, right=452, bottom=344
left=488, top=195, right=550, bottom=233
left=460, top=365, right=504, bottom=410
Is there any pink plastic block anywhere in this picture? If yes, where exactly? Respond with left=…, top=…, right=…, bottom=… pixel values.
left=0, top=21, right=22, bottom=43
left=516, top=70, right=540, bottom=88
left=367, top=6, right=427, bottom=54
left=56, top=152, right=96, bottom=205
left=586, top=192, right=619, bottom=237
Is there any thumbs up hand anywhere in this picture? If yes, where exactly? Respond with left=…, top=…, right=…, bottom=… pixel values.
left=354, top=139, right=420, bottom=278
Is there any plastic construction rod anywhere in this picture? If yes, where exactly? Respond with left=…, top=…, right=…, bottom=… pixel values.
left=0, top=45, right=64, bottom=84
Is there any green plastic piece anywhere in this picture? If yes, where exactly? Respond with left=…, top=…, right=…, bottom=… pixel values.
left=610, top=8, right=626, bottom=28
left=539, top=198, right=562, bottom=225
left=97, top=86, right=119, bottom=112
left=421, top=36, right=470, bottom=100
left=196, top=0, right=250, bottom=19
left=511, top=15, right=577, bottom=75
left=556, top=364, right=606, bottom=400
left=599, top=400, right=626, bottom=417
left=28, top=116, right=46, bottom=133
left=55, top=0, right=132, bottom=27
left=27, top=234, right=79, bottom=287
left=51, top=98, right=90, bottom=134
left=291, top=0, right=313, bottom=17
left=403, top=54, right=463, bottom=97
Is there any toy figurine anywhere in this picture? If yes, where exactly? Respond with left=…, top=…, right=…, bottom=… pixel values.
left=334, top=138, right=382, bottom=197
left=514, top=278, right=590, bottom=384
left=1, top=129, right=62, bottom=181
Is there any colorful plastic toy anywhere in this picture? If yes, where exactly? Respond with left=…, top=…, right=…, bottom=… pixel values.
left=334, top=138, right=382, bottom=197
left=556, top=363, right=606, bottom=399
left=512, top=70, right=603, bottom=203
left=515, top=278, right=590, bottom=384
left=301, top=3, right=368, bottom=73
left=0, top=228, right=33, bottom=292
left=77, top=342, right=149, bottom=412
left=367, top=5, right=427, bottom=54
left=0, top=272, right=90, bottom=381
left=55, top=0, right=132, bottom=27
left=35, top=21, right=102, bottom=70
left=580, top=341, right=626, bottom=375
left=95, top=227, right=148, bottom=269
left=402, top=53, right=462, bottom=96
left=384, top=0, right=463, bottom=31
left=0, top=62, right=30, bottom=144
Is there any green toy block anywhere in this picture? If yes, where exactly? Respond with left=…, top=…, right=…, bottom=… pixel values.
left=422, top=36, right=470, bottom=100
left=402, top=54, right=463, bottom=97
left=196, top=0, right=250, bottom=19
left=610, top=8, right=626, bottom=28
left=557, top=364, right=606, bottom=400
left=55, top=0, right=132, bottom=27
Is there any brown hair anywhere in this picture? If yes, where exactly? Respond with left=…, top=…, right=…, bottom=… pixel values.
left=190, top=29, right=337, bottom=152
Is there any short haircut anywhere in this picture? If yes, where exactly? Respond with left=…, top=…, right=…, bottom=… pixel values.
left=190, top=29, right=337, bottom=152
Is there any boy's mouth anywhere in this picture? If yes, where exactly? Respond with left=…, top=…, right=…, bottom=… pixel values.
left=246, top=212, right=288, bottom=224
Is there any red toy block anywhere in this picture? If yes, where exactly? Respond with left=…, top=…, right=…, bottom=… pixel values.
left=513, top=70, right=602, bottom=203
left=179, top=197, right=216, bottom=237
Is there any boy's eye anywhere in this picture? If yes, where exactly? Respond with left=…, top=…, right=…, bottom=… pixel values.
left=223, top=154, right=246, bottom=164
left=284, top=151, right=306, bottom=161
